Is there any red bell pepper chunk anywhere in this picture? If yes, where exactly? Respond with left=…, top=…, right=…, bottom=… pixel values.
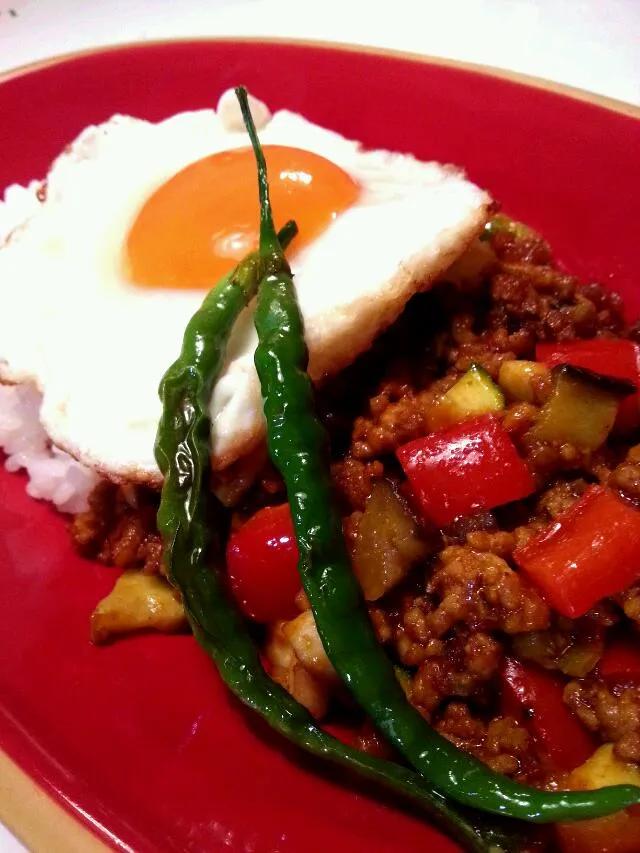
left=536, top=340, right=640, bottom=381
left=501, top=658, right=594, bottom=772
left=513, top=486, right=640, bottom=618
left=536, top=339, right=640, bottom=433
left=396, top=415, right=535, bottom=528
left=598, top=640, right=640, bottom=688
left=226, top=503, right=301, bottom=623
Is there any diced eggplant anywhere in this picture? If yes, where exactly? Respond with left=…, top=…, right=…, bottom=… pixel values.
left=512, top=629, right=602, bottom=678
left=534, top=364, right=636, bottom=450
left=430, top=364, right=505, bottom=430
left=498, top=360, right=550, bottom=403
left=351, top=481, right=428, bottom=601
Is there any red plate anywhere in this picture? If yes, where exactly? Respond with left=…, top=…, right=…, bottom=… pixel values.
left=0, top=39, right=639, bottom=853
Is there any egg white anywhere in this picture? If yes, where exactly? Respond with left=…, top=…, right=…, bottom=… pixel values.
left=0, top=91, right=491, bottom=486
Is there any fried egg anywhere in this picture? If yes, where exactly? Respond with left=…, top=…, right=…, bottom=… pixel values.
left=0, top=90, right=491, bottom=486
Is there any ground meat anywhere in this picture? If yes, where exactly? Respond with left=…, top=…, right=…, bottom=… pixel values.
left=490, top=226, right=553, bottom=266
left=331, top=456, right=384, bottom=511
left=564, top=680, right=640, bottom=762
left=435, top=702, right=537, bottom=779
left=535, top=478, right=588, bottom=520
left=424, top=546, right=550, bottom=639
left=350, top=383, right=441, bottom=461
left=465, top=529, right=517, bottom=559
left=410, top=631, right=502, bottom=714
left=608, top=444, right=640, bottom=505
left=487, top=262, right=624, bottom=342
left=500, top=401, right=539, bottom=437
left=70, top=482, right=162, bottom=574
left=354, top=718, right=397, bottom=760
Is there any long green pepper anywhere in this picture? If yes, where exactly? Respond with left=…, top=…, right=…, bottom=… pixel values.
left=153, top=210, right=527, bottom=852
left=239, top=86, right=640, bottom=822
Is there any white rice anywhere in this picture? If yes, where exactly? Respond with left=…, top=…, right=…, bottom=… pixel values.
left=0, top=181, right=99, bottom=515
left=0, top=382, right=98, bottom=514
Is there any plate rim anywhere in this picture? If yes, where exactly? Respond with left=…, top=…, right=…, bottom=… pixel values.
left=1, top=35, right=639, bottom=120
left=0, top=33, right=638, bottom=853
left=0, top=751, right=109, bottom=852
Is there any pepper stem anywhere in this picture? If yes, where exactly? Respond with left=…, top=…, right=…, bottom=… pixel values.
left=235, top=86, right=280, bottom=256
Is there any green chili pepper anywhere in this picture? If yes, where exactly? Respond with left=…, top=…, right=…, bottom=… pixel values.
left=239, top=85, right=640, bottom=823
left=153, top=213, right=525, bottom=852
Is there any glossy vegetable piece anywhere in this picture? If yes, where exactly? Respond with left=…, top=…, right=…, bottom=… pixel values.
left=351, top=480, right=427, bottom=600
left=90, top=571, right=186, bottom=644
left=536, top=339, right=640, bottom=434
left=498, top=360, right=550, bottom=403
left=513, top=485, right=640, bottom=618
left=397, top=415, right=535, bottom=528
left=283, top=609, right=338, bottom=681
left=429, top=364, right=504, bottom=430
left=536, top=339, right=640, bottom=382
left=598, top=640, right=640, bottom=688
left=264, top=618, right=331, bottom=719
left=557, top=745, right=640, bottom=853
left=226, top=503, right=301, bottom=623
left=481, top=213, right=540, bottom=243
left=511, top=629, right=602, bottom=678
left=243, top=86, right=640, bottom=822
left=501, top=658, right=593, bottom=773
left=534, top=365, right=635, bottom=450
left=150, top=135, right=515, bottom=851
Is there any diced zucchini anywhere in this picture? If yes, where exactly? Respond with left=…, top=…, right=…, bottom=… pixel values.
left=498, top=360, right=550, bottom=403
left=432, top=364, right=505, bottom=430
left=481, top=213, right=540, bottom=243
left=534, top=365, right=635, bottom=450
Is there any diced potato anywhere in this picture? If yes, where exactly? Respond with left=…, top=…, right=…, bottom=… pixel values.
left=283, top=610, right=337, bottom=681
left=498, top=360, right=550, bottom=404
left=351, top=481, right=428, bottom=601
left=557, top=811, right=640, bottom=853
left=556, top=745, right=640, bottom=853
left=569, top=744, right=640, bottom=790
left=91, top=571, right=186, bottom=644
left=264, top=620, right=297, bottom=669
left=265, top=618, right=331, bottom=719
left=271, top=661, right=330, bottom=720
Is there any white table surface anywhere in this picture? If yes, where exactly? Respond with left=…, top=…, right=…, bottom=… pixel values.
left=0, top=1, right=638, bottom=850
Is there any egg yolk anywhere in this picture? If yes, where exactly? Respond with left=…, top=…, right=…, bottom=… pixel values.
left=125, top=145, right=360, bottom=290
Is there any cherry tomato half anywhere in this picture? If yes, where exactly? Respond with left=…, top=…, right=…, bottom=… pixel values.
left=226, top=503, right=301, bottom=623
